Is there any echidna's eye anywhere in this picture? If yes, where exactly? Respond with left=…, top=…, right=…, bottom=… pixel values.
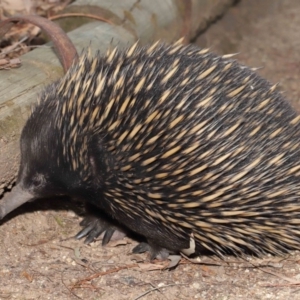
left=31, top=173, right=46, bottom=188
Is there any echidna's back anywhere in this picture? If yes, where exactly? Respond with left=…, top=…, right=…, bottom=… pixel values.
left=55, top=43, right=300, bottom=256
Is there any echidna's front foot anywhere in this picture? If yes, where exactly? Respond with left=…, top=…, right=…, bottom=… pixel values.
left=132, top=241, right=170, bottom=260
left=75, top=204, right=126, bottom=245
left=75, top=215, right=122, bottom=245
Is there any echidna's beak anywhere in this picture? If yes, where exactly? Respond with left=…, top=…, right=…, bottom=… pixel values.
left=0, top=185, right=34, bottom=220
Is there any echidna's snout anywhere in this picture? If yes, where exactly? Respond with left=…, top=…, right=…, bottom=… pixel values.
left=0, top=184, right=34, bottom=220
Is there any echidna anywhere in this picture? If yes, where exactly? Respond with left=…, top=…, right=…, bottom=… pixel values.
left=1, top=41, right=300, bottom=259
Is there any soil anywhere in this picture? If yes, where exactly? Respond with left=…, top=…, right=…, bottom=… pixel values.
left=1, top=0, right=300, bottom=299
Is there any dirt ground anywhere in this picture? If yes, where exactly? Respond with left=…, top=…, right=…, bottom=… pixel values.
left=1, top=0, right=300, bottom=299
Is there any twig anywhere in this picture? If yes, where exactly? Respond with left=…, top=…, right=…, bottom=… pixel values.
left=71, top=264, right=138, bottom=290
left=49, top=13, right=114, bottom=25
left=133, top=283, right=187, bottom=300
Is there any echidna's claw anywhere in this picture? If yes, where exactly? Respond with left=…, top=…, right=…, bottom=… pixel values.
left=75, top=204, right=126, bottom=245
left=132, top=241, right=170, bottom=260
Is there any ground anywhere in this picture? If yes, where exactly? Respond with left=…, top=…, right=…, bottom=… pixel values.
left=1, top=0, right=300, bottom=299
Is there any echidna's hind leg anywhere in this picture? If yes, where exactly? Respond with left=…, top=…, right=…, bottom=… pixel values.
left=75, top=203, right=126, bottom=245
left=132, top=240, right=171, bottom=260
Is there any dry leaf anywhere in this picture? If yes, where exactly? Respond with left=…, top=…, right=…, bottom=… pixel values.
left=137, top=263, right=166, bottom=271
left=21, top=270, right=34, bottom=282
